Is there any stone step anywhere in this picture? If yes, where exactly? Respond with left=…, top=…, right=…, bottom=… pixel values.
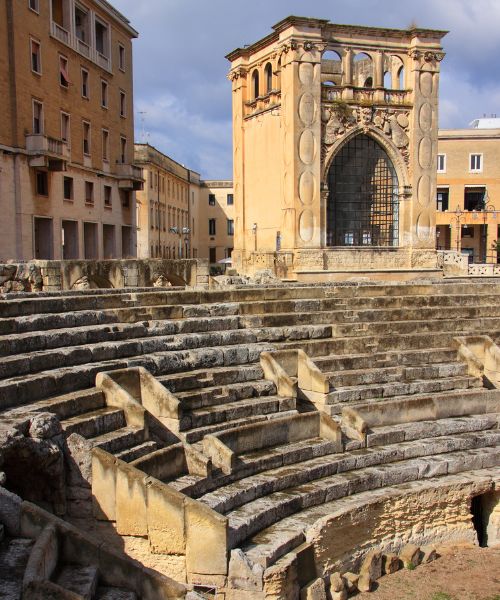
left=312, top=347, right=458, bottom=372
left=180, top=395, right=295, bottom=432
left=327, top=362, right=467, bottom=388
left=0, top=537, right=35, bottom=599
left=365, top=413, right=500, bottom=448
left=176, top=380, right=276, bottom=411
left=92, top=426, right=146, bottom=454
left=180, top=410, right=299, bottom=445
left=61, top=407, right=126, bottom=438
left=55, top=564, right=99, bottom=599
left=159, top=364, right=264, bottom=394
left=198, top=428, right=500, bottom=517
left=325, top=374, right=480, bottom=407
left=226, top=444, right=500, bottom=549
left=95, top=587, right=138, bottom=600
left=242, top=468, right=500, bottom=570
left=330, top=316, right=500, bottom=338
left=114, top=440, right=159, bottom=463
left=2, top=388, right=106, bottom=421
left=236, top=293, right=500, bottom=315
left=240, top=305, right=500, bottom=330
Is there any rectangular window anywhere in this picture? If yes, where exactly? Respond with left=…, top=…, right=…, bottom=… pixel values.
left=119, top=91, right=126, bottom=117
left=36, top=171, right=48, bottom=196
left=227, top=193, right=234, bottom=205
left=29, top=0, right=39, bottom=13
left=101, top=79, right=108, bottom=108
left=436, top=188, right=449, bottom=212
left=85, top=181, right=94, bottom=204
left=209, top=247, right=216, bottom=263
left=120, top=137, right=127, bottom=163
left=461, top=225, right=474, bottom=238
left=31, top=39, right=41, bottom=74
left=104, top=185, right=112, bottom=207
left=101, top=129, right=109, bottom=161
left=63, top=176, right=73, bottom=200
left=95, top=19, right=109, bottom=57
left=32, top=100, right=43, bottom=134
left=208, top=194, right=216, bottom=206
left=81, top=68, right=89, bottom=98
left=227, top=219, right=234, bottom=236
left=470, top=153, right=483, bottom=173
left=437, top=153, right=446, bottom=173
left=118, top=44, right=125, bottom=71
left=82, top=121, right=91, bottom=155
left=344, top=232, right=354, bottom=245
left=75, top=5, right=90, bottom=43
left=61, top=112, right=70, bottom=145
left=59, top=55, right=70, bottom=88
left=120, top=190, right=130, bottom=207
left=150, top=172, right=153, bottom=189
left=464, top=187, right=486, bottom=211
left=209, top=218, right=216, bottom=235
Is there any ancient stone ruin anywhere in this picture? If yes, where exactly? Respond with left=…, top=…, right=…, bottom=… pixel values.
left=1, top=279, right=500, bottom=598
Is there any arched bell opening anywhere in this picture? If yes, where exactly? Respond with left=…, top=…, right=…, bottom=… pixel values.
left=326, top=133, right=400, bottom=247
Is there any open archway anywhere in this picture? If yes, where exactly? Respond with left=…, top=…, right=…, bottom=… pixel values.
left=326, top=133, right=399, bottom=247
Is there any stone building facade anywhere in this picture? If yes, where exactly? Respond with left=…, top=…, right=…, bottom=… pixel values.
left=198, top=180, right=235, bottom=271
left=436, top=126, right=500, bottom=263
left=226, top=16, right=447, bottom=280
left=0, top=0, right=142, bottom=262
left=134, top=143, right=200, bottom=259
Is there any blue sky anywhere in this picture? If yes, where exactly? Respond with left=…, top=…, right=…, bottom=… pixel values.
left=113, top=0, right=500, bottom=179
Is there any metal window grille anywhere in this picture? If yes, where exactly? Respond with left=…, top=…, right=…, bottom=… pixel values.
left=327, top=134, right=399, bottom=247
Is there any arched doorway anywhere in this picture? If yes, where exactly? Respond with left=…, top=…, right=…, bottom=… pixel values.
left=326, top=133, right=399, bottom=247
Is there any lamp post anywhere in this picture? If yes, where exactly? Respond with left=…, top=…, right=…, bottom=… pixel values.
left=482, top=202, right=496, bottom=263
left=169, top=226, right=191, bottom=258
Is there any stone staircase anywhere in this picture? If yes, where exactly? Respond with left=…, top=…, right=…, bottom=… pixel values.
left=2, top=280, right=500, bottom=596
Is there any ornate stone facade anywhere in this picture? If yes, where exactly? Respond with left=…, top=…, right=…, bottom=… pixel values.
left=226, top=16, right=447, bottom=279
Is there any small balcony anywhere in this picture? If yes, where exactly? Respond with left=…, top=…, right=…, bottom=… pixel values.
left=321, top=85, right=412, bottom=107
left=115, top=163, right=144, bottom=191
left=25, top=134, right=70, bottom=171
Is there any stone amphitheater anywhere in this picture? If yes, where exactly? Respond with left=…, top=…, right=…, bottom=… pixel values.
left=1, top=278, right=500, bottom=599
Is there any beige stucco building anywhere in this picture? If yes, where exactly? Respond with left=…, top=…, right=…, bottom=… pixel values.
left=0, top=0, right=142, bottom=262
left=134, top=144, right=199, bottom=259
left=226, top=16, right=447, bottom=280
left=197, top=180, right=235, bottom=271
left=436, top=125, right=500, bottom=263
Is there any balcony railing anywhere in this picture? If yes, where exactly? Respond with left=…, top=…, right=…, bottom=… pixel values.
left=244, top=90, right=281, bottom=117
left=115, top=163, right=143, bottom=180
left=51, top=21, right=69, bottom=44
left=50, top=20, right=112, bottom=73
left=26, top=134, right=70, bottom=160
left=321, top=85, right=411, bottom=106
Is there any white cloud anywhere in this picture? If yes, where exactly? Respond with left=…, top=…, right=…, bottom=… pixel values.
left=113, top=0, right=499, bottom=178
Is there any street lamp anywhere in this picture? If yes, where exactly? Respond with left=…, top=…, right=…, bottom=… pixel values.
left=169, top=226, right=191, bottom=258
left=482, top=202, right=496, bottom=263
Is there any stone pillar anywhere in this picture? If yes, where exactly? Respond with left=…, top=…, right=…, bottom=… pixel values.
left=229, top=68, right=247, bottom=272
left=407, top=46, right=444, bottom=260
left=374, top=51, right=384, bottom=87
left=283, top=38, right=323, bottom=252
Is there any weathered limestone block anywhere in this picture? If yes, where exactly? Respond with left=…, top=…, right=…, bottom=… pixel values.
left=361, top=549, right=383, bottom=580
left=421, top=546, right=438, bottom=564
left=329, top=572, right=345, bottom=593
left=228, top=549, right=264, bottom=592
left=147, top=478, right=186, bottom=555
left=357, top=571, right=372, bottom=592
left=342, top=572, right=358, bottom=594
left=399, top=543, right=421, bottom=568
left=263, top=553, right=299, bottom=600
left=300, top=577, right=327, bottom=600
left=382, top=553, right=401, bottom=574
left=185, top=499, right=228, bottom=576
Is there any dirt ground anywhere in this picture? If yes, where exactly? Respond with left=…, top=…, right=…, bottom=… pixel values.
left=356, top=545, right=500, bottom=600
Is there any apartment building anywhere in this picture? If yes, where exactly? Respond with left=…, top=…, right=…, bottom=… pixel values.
left=198, top=180, right=234, bottom=271
left=135, top=144, right=200, bottom=259
left=436, top=123, right=500, bottom=263
left=0, top=0, right=142, bottom=261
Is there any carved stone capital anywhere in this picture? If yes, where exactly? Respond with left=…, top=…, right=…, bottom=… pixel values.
left=228, top=68, right=247, bottom=82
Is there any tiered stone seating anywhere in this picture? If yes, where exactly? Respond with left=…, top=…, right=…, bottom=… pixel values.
left=2, top=280, right=500, bottom=596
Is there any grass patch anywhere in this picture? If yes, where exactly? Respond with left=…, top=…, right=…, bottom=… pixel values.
left=406, top=562, right=416, bottom=570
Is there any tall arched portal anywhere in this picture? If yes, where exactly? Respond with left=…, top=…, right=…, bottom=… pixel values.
left=326, top=134, right=399, bottom=247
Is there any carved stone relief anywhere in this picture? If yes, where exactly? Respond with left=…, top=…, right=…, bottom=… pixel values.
left=322, top=104, right=411, bottom=164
